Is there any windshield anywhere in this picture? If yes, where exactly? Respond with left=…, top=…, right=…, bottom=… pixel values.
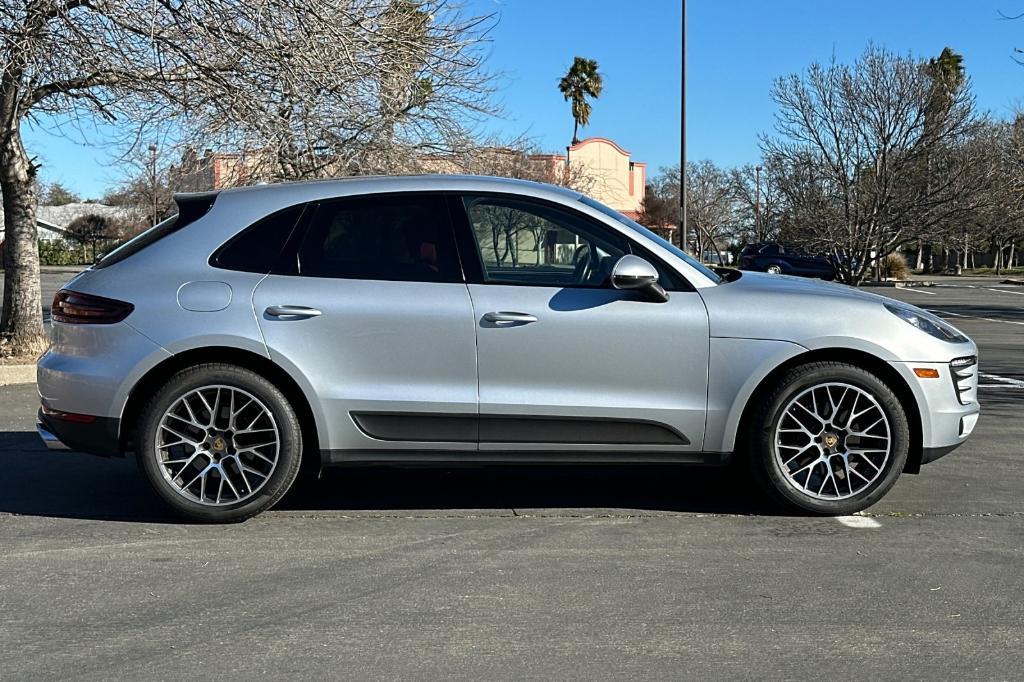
left=578, top=196, right=722, bottom=284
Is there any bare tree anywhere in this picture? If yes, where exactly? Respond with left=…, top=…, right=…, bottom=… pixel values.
left=964, top=118, right=1024, bottom=274
left=102, top=143, right=177, bottom=228
left=685, top=160, right=735, bottom=260
left=731, top=162, right=783, bottom=244
left=639, top=164, right=680, bottom=243
left=0, top=0, right=497, bottom=355
left=187, top=1, right=497, bottom=182
left=762, top=45, right=986, bottom=284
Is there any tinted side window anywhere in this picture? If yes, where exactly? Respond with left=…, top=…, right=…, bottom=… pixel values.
left=462, top=195, right=686, bottom=290
left=212, top=205, right=305, bottom=273
left=463, top=195, right=629, bottom=287
left=297, top=194, right=460, bottom=283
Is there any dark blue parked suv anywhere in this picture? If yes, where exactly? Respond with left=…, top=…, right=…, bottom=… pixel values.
left=738, top=243, right=836, bottom=280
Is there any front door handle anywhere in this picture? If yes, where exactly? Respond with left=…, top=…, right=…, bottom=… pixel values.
left=265, top=305, right=322, bottom=319
left=482, top=311, right=537, bottom=325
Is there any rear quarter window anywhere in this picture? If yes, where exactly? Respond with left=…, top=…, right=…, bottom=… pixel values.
left=211, top=205, right=306, bottom=273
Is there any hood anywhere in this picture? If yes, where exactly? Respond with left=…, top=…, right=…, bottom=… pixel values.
left=725, top=271, right=887, bottom=304
left=697, top=270, right=968, bottom=361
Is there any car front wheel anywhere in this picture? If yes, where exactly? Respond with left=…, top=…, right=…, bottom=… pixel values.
left=749, top=361, right=910, bottom=514
left=137, top=363, right=303, bottom=522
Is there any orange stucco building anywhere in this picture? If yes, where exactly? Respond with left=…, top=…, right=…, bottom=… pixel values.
left=172, top=137, right=648, bottom=220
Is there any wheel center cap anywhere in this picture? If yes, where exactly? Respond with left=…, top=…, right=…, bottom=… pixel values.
left=823, top=433, right=839, bottom=448
left=212, top=436, right=227, bottom=451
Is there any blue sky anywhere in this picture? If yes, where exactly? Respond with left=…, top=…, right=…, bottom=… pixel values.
left=25, top=0, right=1024, bottom=198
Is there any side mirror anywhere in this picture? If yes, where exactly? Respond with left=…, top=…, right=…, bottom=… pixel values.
left=611, top=255, right=669, bottom=302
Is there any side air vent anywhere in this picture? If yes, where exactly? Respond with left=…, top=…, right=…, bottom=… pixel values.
left=949, top=355, right=977, bottom=405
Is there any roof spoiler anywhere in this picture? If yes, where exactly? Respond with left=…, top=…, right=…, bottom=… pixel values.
left=172, top=191, right=220, bottom=224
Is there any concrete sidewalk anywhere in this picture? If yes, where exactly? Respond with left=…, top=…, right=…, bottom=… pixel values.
left=0, top=364, right=34, bottom=386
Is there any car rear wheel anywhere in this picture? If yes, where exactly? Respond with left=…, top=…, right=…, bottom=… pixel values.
left=766, top=264, right=783, bottom=274
left=749, top=361, right=909, bottom=515
left=137, top=363, right=303, bottom=522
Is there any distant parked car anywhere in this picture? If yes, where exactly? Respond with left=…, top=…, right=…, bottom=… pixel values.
left=702, top=250, right=733, bottom=266
left=739, top=242, right=836, bottom=280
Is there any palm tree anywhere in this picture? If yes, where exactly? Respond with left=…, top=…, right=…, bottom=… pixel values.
left=924, top=47, right=965, bottom=138
left=558, top=57, right=603, bottom=145
left=917, top=47, right=965, bottom=270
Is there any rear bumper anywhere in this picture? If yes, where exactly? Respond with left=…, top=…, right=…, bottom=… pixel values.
left=36, top=409, right=122, bottom=456
left=36, top=422, right=69, bottom=450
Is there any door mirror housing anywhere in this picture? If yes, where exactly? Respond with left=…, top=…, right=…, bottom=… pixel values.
left=611, top=255, right=669, bottom=302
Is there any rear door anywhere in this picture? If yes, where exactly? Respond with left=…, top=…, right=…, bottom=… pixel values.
left=453, top=194, right=711, bottom=456
left=252, top=193, right=479, bottom=455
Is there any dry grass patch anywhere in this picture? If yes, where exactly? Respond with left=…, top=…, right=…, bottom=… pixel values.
left=0, top=334, right=49, bottom=364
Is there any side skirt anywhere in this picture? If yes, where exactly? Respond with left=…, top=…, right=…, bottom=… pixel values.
left=322, top=449, right=732, bottom=467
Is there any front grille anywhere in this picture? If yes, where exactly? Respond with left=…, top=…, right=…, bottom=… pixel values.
left=950, top=355, right=978, bottom=405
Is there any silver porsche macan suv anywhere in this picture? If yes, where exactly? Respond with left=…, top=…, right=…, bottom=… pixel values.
left=37, top=175, right=979, bottom=522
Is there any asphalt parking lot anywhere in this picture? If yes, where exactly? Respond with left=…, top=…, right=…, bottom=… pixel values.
left=1, top=274, right=1022, bottom=679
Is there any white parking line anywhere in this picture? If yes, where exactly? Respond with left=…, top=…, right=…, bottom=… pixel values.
left=978, top=372, right=1024, bottom=389
left=836, top=515, right=882, bottom=529
left=985, top=287, right=1024, bottom=296
left=928, top=309, right=1024, bottom=327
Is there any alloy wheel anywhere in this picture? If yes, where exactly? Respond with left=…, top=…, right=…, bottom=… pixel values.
left=154, top=385, right=280, bottom=506
left=773, top=382, right=891, bottom=500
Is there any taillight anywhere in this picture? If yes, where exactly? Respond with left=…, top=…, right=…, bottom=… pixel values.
left=51, top=290, right=134, bottom=324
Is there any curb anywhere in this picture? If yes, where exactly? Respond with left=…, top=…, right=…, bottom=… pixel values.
left=0, top=364, right=35, bottom=386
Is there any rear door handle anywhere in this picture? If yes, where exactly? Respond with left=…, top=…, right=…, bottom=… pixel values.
left=482, top=311, right=537, bottom=325
left=265, top=305, right=322, bottom=319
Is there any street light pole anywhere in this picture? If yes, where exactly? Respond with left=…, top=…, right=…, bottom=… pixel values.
left=680, top=0, right=687, bottom=253
left=148, top=143, right=158, bottom=227
left=755, top=164, right=762, bottom=237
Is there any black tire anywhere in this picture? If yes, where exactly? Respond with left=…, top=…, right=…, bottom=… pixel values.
left=748, top=361, right=909, bottom=515
left=136, top=363, right=303, bottom=522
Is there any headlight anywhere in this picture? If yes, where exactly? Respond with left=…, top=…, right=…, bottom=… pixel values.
left=884, top=302, right=968, bottom=343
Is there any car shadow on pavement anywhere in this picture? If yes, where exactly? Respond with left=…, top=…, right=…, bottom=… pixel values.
left=0, top=429, right=777, bottom=522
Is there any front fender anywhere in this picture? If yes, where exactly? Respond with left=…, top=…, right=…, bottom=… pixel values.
left=705, top=337, right=808, bottom=453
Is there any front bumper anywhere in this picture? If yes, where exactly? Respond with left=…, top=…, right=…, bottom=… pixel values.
left=921, top=442, right=966, bottom=465
left=36, top=409, right=121, bottom=456
left=890, top=359, right=980, bottom=465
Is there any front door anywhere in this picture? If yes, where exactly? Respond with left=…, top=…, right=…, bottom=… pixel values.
left=456, top=194, right=710, bottom=455
left=253, top=193, right=478, bottom=455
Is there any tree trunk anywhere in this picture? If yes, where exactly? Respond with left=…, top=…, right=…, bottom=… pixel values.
left=571, top=119, right=579, bottom=146
left=915, top=239, right=924, bottom=271
left=0, top=127, right=45, bottom=354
